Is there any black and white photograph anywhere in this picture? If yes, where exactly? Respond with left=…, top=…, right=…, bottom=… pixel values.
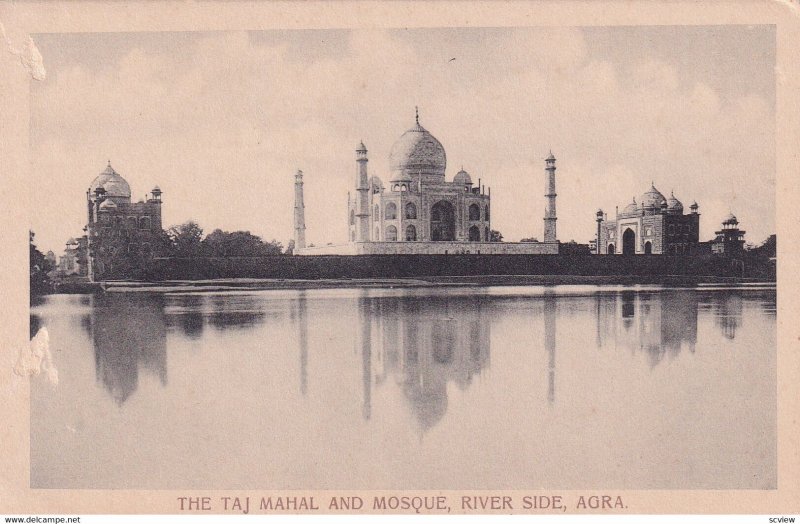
left=2, top=1, right=797, bottom=521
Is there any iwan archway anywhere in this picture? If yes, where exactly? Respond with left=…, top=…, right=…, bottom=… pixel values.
left=430, top=201, right=455, bottom=241
left=622, top=228, right=636, bottom=255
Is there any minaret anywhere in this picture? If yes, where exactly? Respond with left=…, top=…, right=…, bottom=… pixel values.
left=596, top=209, right=604, bottom=255
left=355, top=141, right=370, bottom=242
left=544, top=151, right=558, bottom=243
left=293, top=169, right=306, bottom=250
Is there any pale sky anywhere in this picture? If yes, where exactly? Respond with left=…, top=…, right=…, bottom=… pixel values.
left=30, top=26, right=775, bottom=254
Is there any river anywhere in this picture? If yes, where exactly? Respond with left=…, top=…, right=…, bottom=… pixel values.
left=29, top=285, right=776, bottom=489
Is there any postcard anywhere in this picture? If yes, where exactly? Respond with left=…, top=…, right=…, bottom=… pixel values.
left=1, top=0, right=798, bottom=519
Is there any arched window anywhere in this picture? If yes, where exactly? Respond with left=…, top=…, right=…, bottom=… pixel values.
left=375, top=226, right=380, bottom=240
left=405, top=202, right=417, bottom=219
left=386, top=225, right=398, bottom=241
left=485, top=205, right=490, bottom=221
left=485, top=227, right=490, bottom=242
left=469, top=203, right=481, bottom=221
left=469, top=225, right=481, bottom=241
left=139, top=217, right=151, bottom=230
left=374, top=204, right=380, bottom=221
left=405, top=225, right=417, bottom=241
left=349, top=209, right=355, bottom=225
left=608, top=244, right=615, bottom=254
left=114, top=216, right=123, bottom=227
left=386, top=202, right=397, bottom=220
left=350, top=230, right=355, bottom=241
left=127, top=216, right=137, bottom=228
left=644, top=241, right=652, bottom=255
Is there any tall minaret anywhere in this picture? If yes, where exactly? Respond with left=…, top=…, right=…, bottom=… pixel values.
left=355, top=141, right=370, bottom=242
left=294, top=169, right=306, bottom=250
left=544, top=151, right=558, bottom=243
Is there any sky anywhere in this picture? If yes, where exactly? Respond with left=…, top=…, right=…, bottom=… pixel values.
left=29, top=26, right=776, bottom=254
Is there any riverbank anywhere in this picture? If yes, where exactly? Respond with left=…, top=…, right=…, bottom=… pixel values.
left=50, top=274, right=775, bottom=294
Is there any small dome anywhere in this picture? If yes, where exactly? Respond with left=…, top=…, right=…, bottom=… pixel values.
left=723, top=213, right=738, bottom=225
left=370, top=176, right=383, bottom=191
left=641, top=183, right=667, bottom=210
left=546, top=151, right=556, bottom=162
left=622, top=197, right=639, bottom=215
left=152, top=185, right=161, bottom=192
left=389, top=114, right=446, bottom=181
left=690, top=200, right=699, bottom=209
left=667, top=191, right=684, bottom=213
left=356, top=141, right=367, bottom=152
left=99, top=199, right=117, bottom=209
left=453, top=168, right=472, bottom=185
left=89, top=162, right=131, bottom=199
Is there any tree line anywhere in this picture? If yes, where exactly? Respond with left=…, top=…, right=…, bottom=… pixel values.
left=165, top=221, right=291, bottom=258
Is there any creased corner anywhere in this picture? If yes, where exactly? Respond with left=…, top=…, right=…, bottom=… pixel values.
left=15, top=326, right=58, bottom=385
left=0, top=19, right=46, bottom=80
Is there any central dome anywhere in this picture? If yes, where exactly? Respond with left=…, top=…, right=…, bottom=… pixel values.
left=89, top=162, right=131, bottom=200
left=641, top=183, right=667, bottom=211
left=389, top=115, right=446, bottom=182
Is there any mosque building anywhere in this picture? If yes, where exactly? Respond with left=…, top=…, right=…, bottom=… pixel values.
left=595, top=184, right=701, bottom=255
left=294, top=109, right=560, bottom=255
left=85, top=162, right=164, bottom=280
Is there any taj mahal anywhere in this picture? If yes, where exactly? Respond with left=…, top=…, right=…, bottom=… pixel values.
left=294, top=109, right=560, bottom=255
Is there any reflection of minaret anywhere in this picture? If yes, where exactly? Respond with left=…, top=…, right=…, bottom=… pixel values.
left=91, top=293, right=168, bottom=405
left=543, top=293, right=556, bottom=403
left=359, top=293, right=372, bottom=420
left=297, top=291, right=308, bottom=396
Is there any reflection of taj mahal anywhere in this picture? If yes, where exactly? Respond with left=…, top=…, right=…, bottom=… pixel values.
left=294, top=109, right=559, bottom=255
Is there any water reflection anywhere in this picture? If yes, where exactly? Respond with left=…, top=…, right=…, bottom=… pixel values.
left=596, top=290, right=699, bottom=367
left=75, top=287, right=774, bottom=417
left=86, top=293, right=168, bottom=405
left=357, top=293, right=492, bottom=432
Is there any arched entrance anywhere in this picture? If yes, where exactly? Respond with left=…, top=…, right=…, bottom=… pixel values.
left=430, top=200, right=455, bottom=241
left=607, top=244, right=615, bottom=255
left=468, top=225, right=480, bottom=241
left=622, top=228, right=636, bottom=255
left=644, top=241, right=652, bottom=254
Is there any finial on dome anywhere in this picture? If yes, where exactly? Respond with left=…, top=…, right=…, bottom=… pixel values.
left=415, top=106, right=419, bottom=125
left=107, top=159, right=111, bottom=167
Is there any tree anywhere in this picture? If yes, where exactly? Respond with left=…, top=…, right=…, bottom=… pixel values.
left=168, top=221, right=204, bottom=257
left=748, top=234, right=776, bottom=258
left=30, top=231, right=52, bottom=296
left=201, top=229, right=283, bottom=257
left=489, top=230, right=503, bottom=242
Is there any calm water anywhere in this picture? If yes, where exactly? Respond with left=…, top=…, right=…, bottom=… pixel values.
left=30, top=285, right=776, bottom=489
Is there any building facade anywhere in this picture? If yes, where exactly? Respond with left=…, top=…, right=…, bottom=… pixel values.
left=596, top=184, right=700, bottom=255
left=296, top=110, right=559, bottom=255
left=85, top=162, right=164, bottom=280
